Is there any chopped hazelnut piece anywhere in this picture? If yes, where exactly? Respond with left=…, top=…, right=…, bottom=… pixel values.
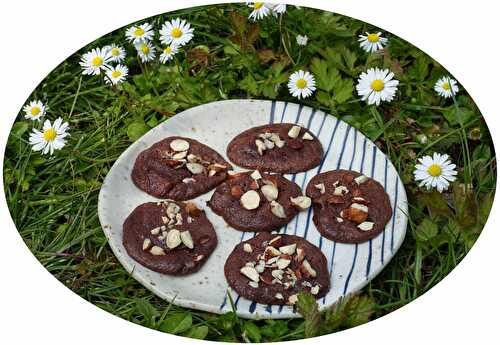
left=301, top=259, right=317, bottom=278
left=250, top=170, right=262, bottom=180
left=240, top=266, right=260, bottom=282
left=270, top=201, right=286, bottom=218
left=354, top=175, right=368, bottom=185
left=275, top=293, right=284, bottom=299
left=288, top=294, right=298, bottom=305
left=261, top=184, right=279, bottom=202
left=255, top=139, right=266, bottom=155
left=288, top=125, right=301, bottom=138
left=150, top=227, right=161, bottom=235
left=186, top=162, right=205, bottom=175
left=279, top=243, right=296, bottom=255
left=142, top=238, right=152, bottom=251
left=170, top=139, right=190, bottom=152
left=302, top=132, right=314, bottom=140
left=333, top=186, right=349, bottom=196
left=180, top=231, right=194, bottom=249
left=166, top=229, right=182, bottom=249
left=243, top=243, right=253, bottom=253
left=358, top=221, right=374, bottom=231
left=240, top=190, right=261, bottom=210
left=290, top=195, right=311, bottom=210
left=314, top=183, right=326, bottom=194
left=150, top=246, right=165, bottom=256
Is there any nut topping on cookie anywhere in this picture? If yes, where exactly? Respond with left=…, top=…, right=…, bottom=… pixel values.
left=270, top=201, right=286, bottom=218
left=240, top=190, right=261, bottom=210
left=314, top=183, right=326, bottom=194
left=186, top=162, right=205, bottom=174
left=358, top=221, right=374, bottom=231
left=302, top=132, right=314, bottom=140
left=166, top=229, right=182, bottom=249
left=240, top=266, right=260, bottom=282
left=180, top=231, right=194, bottom=249
left=255, top=139, right=266, bottom=155
left=243, top=243, right=253, bottom=253
left=261, top=184, right=279, bottom=202
left=333, top=185, right=349, bottom=196
left=279, top=243, right=296, bottom=255
left=170, top=139, right=190, bottom=152
left=290, top=195, right=312, bottom=210
left=288, top=125, right=301, bottom=139
left=354, top=175, right=368, bottom=185
left=301, top=259, right=317, bottom=278
left=142, top=238, right=152, bottom=251
left=150, top=246, right=166, bottom=256
left=250, top=169, right=262, bottom=180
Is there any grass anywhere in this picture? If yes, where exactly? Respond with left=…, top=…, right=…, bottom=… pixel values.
left=3, top=3, right=496, bottom=342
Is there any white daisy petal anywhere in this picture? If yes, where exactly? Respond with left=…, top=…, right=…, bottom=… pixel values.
left=356, top=68, right=398, bottom=105
left=413, top=153, right=458, bottom=193
left=159, top=18, right=194, bottom=46
left=29, top=117, right=70, bottom=156
left=23, top=100, right=46, bottom=121
left=287, top=70, right=316, bottom=99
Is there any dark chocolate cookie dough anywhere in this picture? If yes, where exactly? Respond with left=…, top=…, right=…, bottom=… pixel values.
left=224, top=232, right=330, bottom=305
left=208, top=170, right=311, bottom=232
left=306, top=169, right=392, bottom=243
left=123, top=200, right=217, bottom=275
left=132, top=137, right=231, bottom=200
left=227, top=123, right=323, bottom=174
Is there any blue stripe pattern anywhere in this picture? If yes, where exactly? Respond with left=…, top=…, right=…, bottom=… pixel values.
left=217, top=101, right=405, bottom=317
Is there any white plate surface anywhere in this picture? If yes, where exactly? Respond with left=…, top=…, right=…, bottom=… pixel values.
left=98, top=99, right=408, bottom=319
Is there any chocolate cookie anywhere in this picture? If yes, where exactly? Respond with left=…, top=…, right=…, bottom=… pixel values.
left=227, top=123, right=323, bottom=173
left=123, top=200, right=217, bottom=275
left=132, top=137, right=231, bottom=200
left=306, top=170, right=392, bottom=243
left=208, top=170, right=312, bottom=232
left=225, top=233, right=330, bottom=305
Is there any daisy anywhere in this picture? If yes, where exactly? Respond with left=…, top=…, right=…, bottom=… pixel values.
left=287, top=70, right=316, bottom=99
left=29, top=117, right=69, bottom=155
left=125, top=22, right=154, bottom=44
left=159, top=44, right=179, bottom=64
left=23, top=100, right=46, bottom=121
left=296, top=34, right=308, bottom=46
left=414, top=152, right=457, bottom=192
left=356, top=68, right=399, bottom=105
left=247, top=2, right=271, bottom=21
left=159, top=18, right=194, bottom=47
left=272, top=4, right=287, bottom=15
left=104, top=44, right=126, bottom=62
left=358, top=32, right=388, bottom=53
left=105, top=64, right=128, bottom=85
left=434, top=76, right=459, bottom=98
left=79, top=47, right=112, bottom=75
left=135, top=41, right=156, bottom=63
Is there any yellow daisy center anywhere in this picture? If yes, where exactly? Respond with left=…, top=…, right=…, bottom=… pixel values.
left=442, top=82, right=450, bottom=90
left=111, top=47, right=120, bottom=56
left=140, top=44, right=150, bottom=54
left=43, top=128, right=57, bottom=142
left=427, top=164, right=442, bottom=177
left=164, top=46, right=172, bottom=54
left=91, top=56, right=103, bottom=67
left=254, top=2, right=264, bottom=9
left=371, top=79, right=385, bottom=92
left=111, top=70, right=122, bottom=78
left=30, top=106, right=41, bottom=116
left=296, top=78, right=307, bottom=89
left=171, top=27, right=183, bottom=38
left=367, top=33, right=380, bottom=43
left=134, top=27, right=145, bottom=37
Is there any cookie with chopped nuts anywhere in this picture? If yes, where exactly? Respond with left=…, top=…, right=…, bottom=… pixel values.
left=306, top=169, right=392, bottom=243
left=226, top=123, right=323, bottom=173
left=208, top=170, right=311, bottom=232
left=224, top=233, right=330, bottom=305
left=131, top=137, right=231, bottom=200
left=122, top=200, right=217, bottom=275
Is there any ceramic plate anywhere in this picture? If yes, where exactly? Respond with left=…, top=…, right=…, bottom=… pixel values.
left=98, top=99, right=408, bottom=319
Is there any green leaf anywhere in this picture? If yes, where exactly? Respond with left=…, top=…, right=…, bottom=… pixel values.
left=416, top=191, right=453, bottom=218
left=343, top=295, right=376, bottom=328
left=159, top=313, right=192, bottom=334
left=242, top=321, right=261, bottom=342
left=127, top=121, right=149, bottom=141
left=472, top=144, right=491, bottom=162
left=134, top=298, right=159, bottom=327
left=310, top=58, right=339, bottom=92
left=442, top=106, right=474, bottom=125
left=414, top=218, right=438, bottom=242
left=296, top=292, right=321, bottom=338
left=184, top=325, right=208, bottom=339
left=333, top=78, right=354, bottom=104
left=11, top=121, right=29, bottom=137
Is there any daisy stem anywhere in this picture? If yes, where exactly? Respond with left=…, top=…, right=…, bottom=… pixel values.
left=279, top=14, right=295, bottom=65
left=139, top=59, right=160, bottom=97
left=69, top=75, right=83, bottom=118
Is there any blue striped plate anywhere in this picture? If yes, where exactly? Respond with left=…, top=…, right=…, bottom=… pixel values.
left=98, top=100, right=408, bottom=319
